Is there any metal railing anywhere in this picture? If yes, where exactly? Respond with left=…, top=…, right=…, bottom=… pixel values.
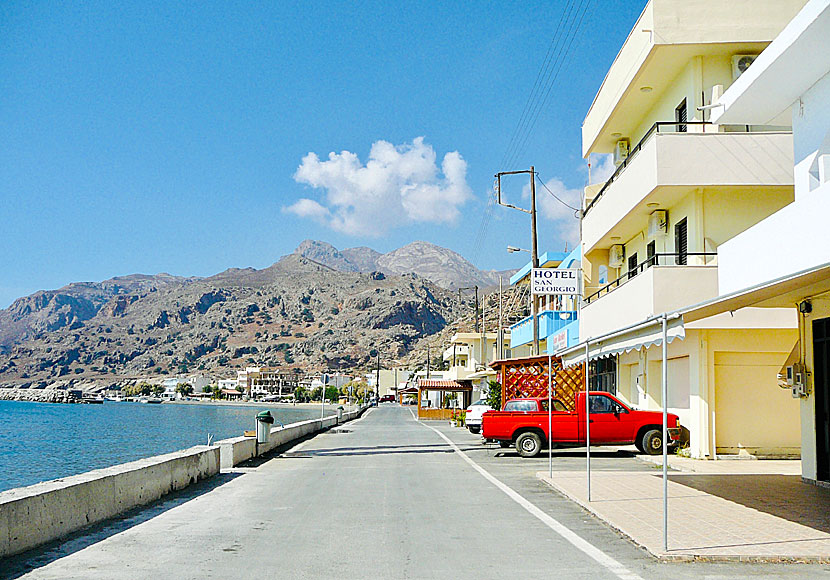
left=584, top=252, right=717, bottom=304
left=584, top=121, right=716, bottom=216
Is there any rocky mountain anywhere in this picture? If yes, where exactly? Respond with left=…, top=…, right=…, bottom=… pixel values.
left=0, top=254, right=469, bottom=389
left=294, top=240, right=513, bottom=291
left=0, top=274, right=198, bottom=350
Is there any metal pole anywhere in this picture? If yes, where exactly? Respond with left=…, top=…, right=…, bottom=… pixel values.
left=585, top=341, right=591, bottom=502
left=662, top=313, right=668, bottom=552
left=498, top=276, right=503, bottom=360
left=426, top=344, right=430, bottom=379
left=376, top=350, right=381, bottom=401
left=548, top=353, right=553, bottom=478
left=481, top=289, right=486, bottom=368
left=530, top=166, right=539, bottom=356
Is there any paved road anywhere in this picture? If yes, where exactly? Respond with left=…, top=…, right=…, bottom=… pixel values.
left=4, top=405, right=830, bottom=579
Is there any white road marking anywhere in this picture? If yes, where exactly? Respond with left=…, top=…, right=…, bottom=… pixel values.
left=410, top=409, right=644, bottom=580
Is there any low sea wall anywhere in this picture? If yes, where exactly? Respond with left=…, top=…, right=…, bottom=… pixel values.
left=0, top=446, right=219, bottom=559
left=216, top=407, right=363, bottom=468
left=0, top=405, right=367, bottom=559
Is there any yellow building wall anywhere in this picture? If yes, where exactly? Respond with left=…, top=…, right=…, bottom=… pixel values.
left=616, top=327, right=798, bottom=458
left=705, top=328, right=799, bottom=456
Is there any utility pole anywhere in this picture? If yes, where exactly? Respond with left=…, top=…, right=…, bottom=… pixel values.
left=457, top=286, right=480, bottom=333
left=426, top=344, right=431, bottom=379
left=496, top=167, right=540, bottom=355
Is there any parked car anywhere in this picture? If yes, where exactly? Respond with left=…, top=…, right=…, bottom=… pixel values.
left=379, top=394, right=395, bottom=403
left=464, top=399, right=493, bottom=434
left=481, top=392, right=682, bottom=458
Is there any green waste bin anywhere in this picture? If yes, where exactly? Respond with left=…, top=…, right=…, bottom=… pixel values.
left=256, top=410, right=275, bottom=444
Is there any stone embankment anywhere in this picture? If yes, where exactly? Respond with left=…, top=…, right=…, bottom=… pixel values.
left=0, top=386, right=79, bottom=403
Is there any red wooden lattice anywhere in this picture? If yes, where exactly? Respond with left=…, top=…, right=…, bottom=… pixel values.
left=491, top=355, right=585, bottom=411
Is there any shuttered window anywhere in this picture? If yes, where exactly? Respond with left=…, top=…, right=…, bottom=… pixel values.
left=647, top=241, right=656, bottom=268
left=676, top=99, right=687, bottom=133
left=675, top=218, right=688, bottom=265
left=628, top=252, right=638, bottom=280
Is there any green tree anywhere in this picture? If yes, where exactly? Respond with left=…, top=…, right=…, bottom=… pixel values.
left=485, top=380, right=502, bottom=411
left=294, top=386, right=309, bottom=402
left=325, top=385, right=339, bottom=402
left=152, top=384, right=165, bottom=396
left=176, top=382, right=194, bottom=397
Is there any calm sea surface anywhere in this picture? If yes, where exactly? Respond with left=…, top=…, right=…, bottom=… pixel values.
left=0, top=400, right=330, bottom=493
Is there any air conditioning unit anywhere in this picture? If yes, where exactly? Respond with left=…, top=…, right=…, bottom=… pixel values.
left=648, top=210, right=668, bottom=237
left=609, top=244, right=625, bottom=269
left=732, top=54, right=757, bottom=80
left=613, top=139, right=630, bottom=166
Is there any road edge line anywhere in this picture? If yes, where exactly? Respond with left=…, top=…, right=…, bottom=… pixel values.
left=410, top=409, right=644, bottom=580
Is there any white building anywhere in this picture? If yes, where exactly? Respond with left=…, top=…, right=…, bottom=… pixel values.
left=706, top=0, right=830, bottom=483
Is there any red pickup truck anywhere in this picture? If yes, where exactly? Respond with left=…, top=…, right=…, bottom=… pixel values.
left=481, top=391, right=682, bottom=458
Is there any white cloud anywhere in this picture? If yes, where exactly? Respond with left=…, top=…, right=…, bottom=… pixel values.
left=589, top=153, right=616, bottom=183
left=285, top=137, right=472, bottom=236
left=534, top=178, right=581, bottom=246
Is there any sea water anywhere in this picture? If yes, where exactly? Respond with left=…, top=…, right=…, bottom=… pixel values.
left=0, top=399, right=328, bottom=493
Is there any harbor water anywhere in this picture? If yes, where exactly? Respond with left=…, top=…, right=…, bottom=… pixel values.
left=0, top=399, right=333, bottom=493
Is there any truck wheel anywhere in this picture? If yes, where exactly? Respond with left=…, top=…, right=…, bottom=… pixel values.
left=516, top=432, right=543, bottom=458
left=468, top=425, right=480, bottom=434
left=641, top=429, right=663, bottom=455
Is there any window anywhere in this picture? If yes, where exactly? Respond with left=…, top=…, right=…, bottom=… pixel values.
left=540, top=399, right=568, bottom=412
left=588, top=394, right=617, bottom=414
left=647, top=241, right=656, bottom=268
left=503, top=400, right=538, bottom=412
left=676, top=99, right=687, bottom=133
left=675, top=218, right=688, bottom=265
left=589, top=357, right=616, bottom=393
left=627, top=252, right=638, bottom=280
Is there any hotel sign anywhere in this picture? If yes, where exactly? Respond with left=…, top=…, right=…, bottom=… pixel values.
left=531, top=268, right=579, bottom=295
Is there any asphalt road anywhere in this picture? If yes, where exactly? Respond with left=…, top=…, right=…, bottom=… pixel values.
left=4, top=405, right=830, bottom=579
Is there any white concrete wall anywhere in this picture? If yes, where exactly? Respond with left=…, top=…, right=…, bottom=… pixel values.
left=0, top=446, right=220, bottom=559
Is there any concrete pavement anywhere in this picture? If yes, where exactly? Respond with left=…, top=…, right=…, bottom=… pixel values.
left=3, top=405, right=829, bottom=579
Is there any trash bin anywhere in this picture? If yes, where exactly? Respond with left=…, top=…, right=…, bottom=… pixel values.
left=256, top=410, right=275, bottom=444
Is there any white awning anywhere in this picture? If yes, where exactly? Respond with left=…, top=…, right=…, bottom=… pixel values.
left=680, top=261, right=830, bottom=322
left=559, top=316, right=685, bottom=368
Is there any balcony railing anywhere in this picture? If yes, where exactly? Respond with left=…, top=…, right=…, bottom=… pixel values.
left=584, top=252, right=717, bottom=305
left=509, top=310, right=578, bottom=348
left=585, top=121, right=717, bottom=216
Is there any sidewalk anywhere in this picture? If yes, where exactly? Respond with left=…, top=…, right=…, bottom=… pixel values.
left=538, top=457, right=830, bottom=562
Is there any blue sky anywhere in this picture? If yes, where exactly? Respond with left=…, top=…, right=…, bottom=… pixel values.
left=0, top=1, right=646, bottom=308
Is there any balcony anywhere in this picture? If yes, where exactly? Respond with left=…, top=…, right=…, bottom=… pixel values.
left=582, top=123, right=793, bottom=253
left=580, top=257, right=719, bottom=339
left=443, top=344, right=470, bottom=362
left=510, top=310, right=578, bottom=349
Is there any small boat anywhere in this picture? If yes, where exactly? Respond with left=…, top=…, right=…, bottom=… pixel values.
left=139, top=397, right=164, bottom=404
left=81, top=395, right=105, bottom=404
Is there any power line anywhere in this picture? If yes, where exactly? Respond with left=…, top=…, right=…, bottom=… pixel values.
left=509, top=0, right=593, bottom=167
left=537, top=174, right=580, bottom=212
left=498, top=0, right=578, bottom=169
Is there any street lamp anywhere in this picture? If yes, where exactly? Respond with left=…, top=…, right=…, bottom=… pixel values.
left=506, top=246, right=531, bottom=254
